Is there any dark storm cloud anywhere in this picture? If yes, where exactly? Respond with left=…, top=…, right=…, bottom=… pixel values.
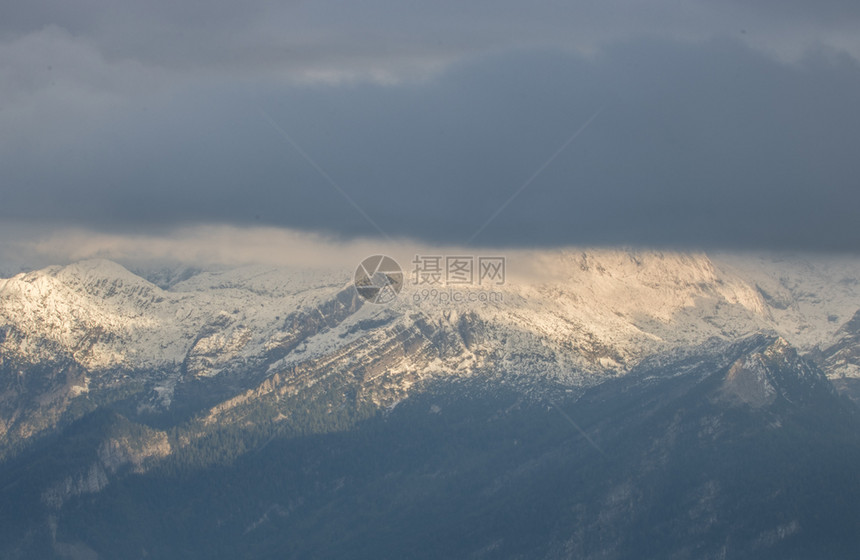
left=7, top=0, right=856, bottom=75
left=1, top=1, right=860, bottom=252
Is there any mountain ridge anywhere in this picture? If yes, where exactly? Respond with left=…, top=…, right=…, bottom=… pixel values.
left=2, top=250, right=860, bottom=460
left=2, top=332, right=856, bottom=559
left=2, top=250, right=860, bottom=558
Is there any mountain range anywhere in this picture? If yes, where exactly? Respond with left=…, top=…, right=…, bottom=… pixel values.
left=2, top=250, right=860, bottom=558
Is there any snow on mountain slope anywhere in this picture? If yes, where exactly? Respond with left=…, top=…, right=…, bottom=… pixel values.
left=713, top=253, right=860, bottom=352
left=3, top=251, right=859, bottom=381
left=0, top=260, right=349, bottom=373
left=244, top=250, right=768, bottom=394
left=250, top=249, right=860, bottom=405
left=479, top=250, right=769, bottom=367
left=0, top=249, right=857, bottom=415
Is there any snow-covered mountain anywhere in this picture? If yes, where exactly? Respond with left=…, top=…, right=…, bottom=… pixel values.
left=2, top=250, right=860, bottom=454
left=3, top=250, right=860, bottom=559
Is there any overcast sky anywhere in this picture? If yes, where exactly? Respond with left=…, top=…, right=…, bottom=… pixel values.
left=2, top=0, right=860, bottom=268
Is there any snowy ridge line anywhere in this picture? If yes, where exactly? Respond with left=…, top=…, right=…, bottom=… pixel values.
left=1, top=251, right=859, bottom=383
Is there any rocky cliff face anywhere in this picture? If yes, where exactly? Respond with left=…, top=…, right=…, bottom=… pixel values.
left=39, top=412, right=171, bottom=509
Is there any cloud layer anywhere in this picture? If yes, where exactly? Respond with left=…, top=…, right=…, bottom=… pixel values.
left=2, top=1, right=860, bottom=260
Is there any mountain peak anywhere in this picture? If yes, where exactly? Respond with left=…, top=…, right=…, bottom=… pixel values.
left=54, top=259, right=157, bottom=288
left=718, top=335, right=832, bottom=409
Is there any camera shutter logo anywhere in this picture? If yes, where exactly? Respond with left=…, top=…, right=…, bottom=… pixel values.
left=354, top=255, right=404, bottom=304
